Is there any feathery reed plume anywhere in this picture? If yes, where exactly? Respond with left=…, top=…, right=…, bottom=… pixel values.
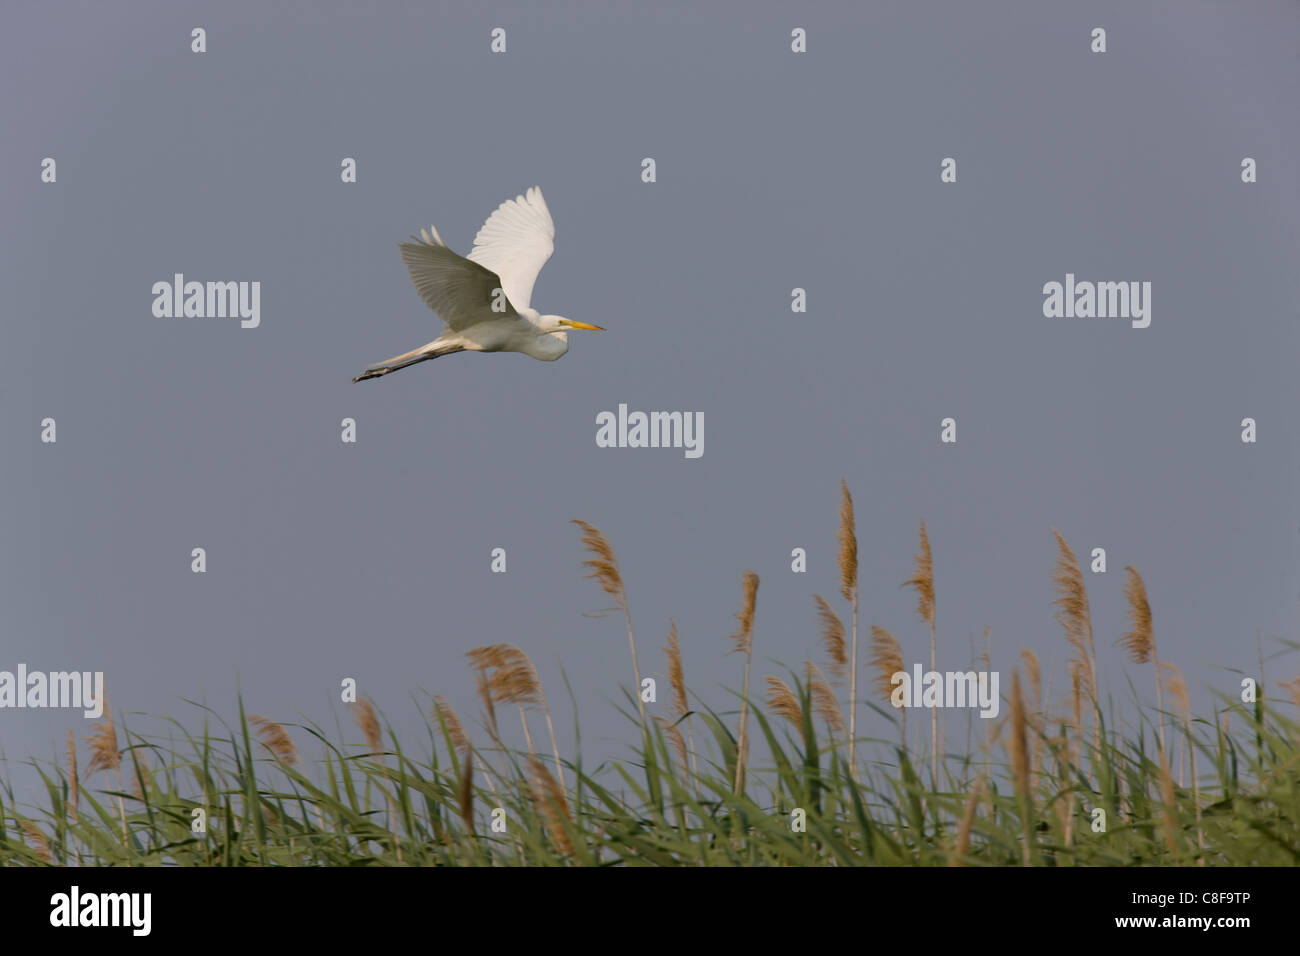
left=572, top=519, right=625, bottom=608
left=1006, top=669, right=1031, bottom=865
left=1051, top=530, right=1099, bottom=757
left=869, top=625, right=907, bottom=745
left=813, top=595, right=847, bottom=680
left=354, top=697, right=383, bottom=757
left=868, top=626, right=904, bottom=702
left=573, top=519, right=646, bottom=733
left=949, top=774, right=985, bottom=866
left=249, top=715, right=300, bottom=766
left=1121, top=565, right=1165, bottom=757
left=85, top=698, right=127, bottom=842
left=86, top=713, right=120, bottom=777
left=1119, top=566, right=1155, bottom=664
left=807, top=661, right=846, bottom=736
left=20, top=821, right=52, bottom=864
left=730, top=570, right=760, bottom=794
left=665, top=622, right=688, bottom=717
left=903, top=521, right=935, bottom=625
left=837, top=479, right=858, bottom=603
left=903, top=520, right=937, bottom=782
left=528, top=755, right=574, bottom=857
left=354, top=697, right=399, bottom=859
left=836, top=481, right=860, bottom=782
left=66, top=730, right=79, bottom=825
left=491, top=656, right=543, bottom=708
left=433, top=695, right=469, bottom=754
left=764, top=676, right=802, bottom=728
left=663, top=620, right=699, bottom=782
left=655, top=715, right=689, bottom=772
left=465, top=644, right=508, bottom=670
left=467, top=644, right=553, bottom=777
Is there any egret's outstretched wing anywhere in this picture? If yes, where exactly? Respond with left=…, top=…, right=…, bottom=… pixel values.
left=466, top=186, right=555, bottom=312
left=399, top=233, right=515, bottom=332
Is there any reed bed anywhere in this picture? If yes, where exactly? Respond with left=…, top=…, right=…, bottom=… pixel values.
left=2, top=490, right=1297, bottom=867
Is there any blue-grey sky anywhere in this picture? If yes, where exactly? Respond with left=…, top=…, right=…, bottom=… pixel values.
left=2, top=0, right=1297, bottom=803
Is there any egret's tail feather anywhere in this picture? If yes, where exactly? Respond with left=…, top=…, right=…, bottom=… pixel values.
left=352, top=343, right=465, bottom=382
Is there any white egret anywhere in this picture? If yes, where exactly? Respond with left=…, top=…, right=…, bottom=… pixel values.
left=353, top=186, right=603, bottom=382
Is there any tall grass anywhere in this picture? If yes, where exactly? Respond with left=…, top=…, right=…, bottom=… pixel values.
left=3, top=500, right=1298, bottom=867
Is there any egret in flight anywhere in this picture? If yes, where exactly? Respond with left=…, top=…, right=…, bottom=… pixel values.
left=353, top=186, right=603, bottom=382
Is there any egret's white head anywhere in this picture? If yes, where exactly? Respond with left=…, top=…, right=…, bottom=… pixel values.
left=538, top=315, right=604, bottom=335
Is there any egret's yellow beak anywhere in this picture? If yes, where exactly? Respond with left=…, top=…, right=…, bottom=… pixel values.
left=561, top=319, right=605, bottom=331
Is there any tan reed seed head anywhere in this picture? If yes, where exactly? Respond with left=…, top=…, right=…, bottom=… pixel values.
left=664, top=620, right=689, bottom=718
left=902, top=520, right=935, bottom=626
left=1051, top=529, right=1095, bottom=695
left=730, top=571, right=760, bottom=654
left=814, top=595, right=847, bottom=680
left=764, top=676, right=803, bottom=727
left=528, top=755, right=574, bottom=857
left=20, top=821, right=52, bottom=864
left=433, top=695, right=469, bottom=753
left=85, top=700, right=120, bottom=777
left=354, top=697, right=383, bottom=756
left=465, top=644, right=510, bottom=671
left=488, top=647, right=543, bottom=708
left=806, top=661, right=846, bottom=735
left=572, top=519, right=626, bottom=610
left=1120, top=565, right=1155, bottom=665
left=837, top=479, right=858, bottom=602
left=249, top=715, right=301, bottom=766
left=869, top=625, right=905, bottom=706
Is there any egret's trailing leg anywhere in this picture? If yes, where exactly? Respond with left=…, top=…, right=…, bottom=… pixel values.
left=352, top=343, right=466, bottom=382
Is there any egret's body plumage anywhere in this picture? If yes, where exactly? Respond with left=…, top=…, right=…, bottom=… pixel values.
left=354, top=186, right=601, bottom=382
